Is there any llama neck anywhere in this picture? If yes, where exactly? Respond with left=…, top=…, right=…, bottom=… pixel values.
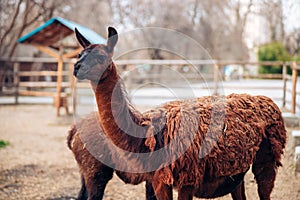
left=91, top=63, right=148, bottom=152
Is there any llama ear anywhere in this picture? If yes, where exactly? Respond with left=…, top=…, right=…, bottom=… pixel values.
left=75, top=28, right=91, bottom=48
left=107, top=27, right=118, bottom=52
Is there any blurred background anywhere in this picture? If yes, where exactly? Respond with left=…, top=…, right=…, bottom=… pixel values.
left=1, top=1, right=300, bottom=200
left=0, top=0, right=299, bottom=116
left=1, top=0, right=300, bottom=60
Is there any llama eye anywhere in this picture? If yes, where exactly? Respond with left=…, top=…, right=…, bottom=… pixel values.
left=97, top=55, right=106, bottom=63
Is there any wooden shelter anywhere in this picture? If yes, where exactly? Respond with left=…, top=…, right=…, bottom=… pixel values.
left=18, top=17, right=105, bottom=116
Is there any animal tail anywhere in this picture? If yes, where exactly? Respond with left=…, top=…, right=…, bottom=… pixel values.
left=262, top=99, right=287, bottom=167
left=251, top=100, right=287, bottom=199
left=264, top=120, right=287, bottom=167
left=67, top=125, right=77, bottom=150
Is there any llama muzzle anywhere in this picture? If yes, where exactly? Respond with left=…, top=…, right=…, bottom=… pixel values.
left=73, top=63, right=86, bottom=80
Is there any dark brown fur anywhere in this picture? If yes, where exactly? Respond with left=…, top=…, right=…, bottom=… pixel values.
left=147, top=94, right=286, bottom=200
left=67, top=112, right=157, bottom=200
left=72, top=27, right=287, bottom=200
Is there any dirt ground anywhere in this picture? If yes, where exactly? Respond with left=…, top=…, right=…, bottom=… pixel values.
left=0, top=104, right=299, bottom=200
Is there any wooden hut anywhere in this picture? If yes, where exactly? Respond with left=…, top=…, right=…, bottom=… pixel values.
left=18, top=17, right=105, bottom=116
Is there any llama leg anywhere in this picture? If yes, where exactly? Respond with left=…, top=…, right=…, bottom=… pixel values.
left=77, top=175, right=88, bottom=200
left=152, top=179, right=173, bottom=200
left=252, top=162, right=276, bottom=200
left=146, top=181, right=157, bottom=200
left=85, top=167, right=114, bottom=200
left=85, top=177, right=110, bottom=200
left=252, top=140, right=277, bottom=200
left=230, top=181, right=246, bottom=200
left=177, top=186, right=194, bottom=200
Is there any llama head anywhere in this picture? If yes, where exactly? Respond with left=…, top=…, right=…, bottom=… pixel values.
left=74, top=27, right=118, bottom=82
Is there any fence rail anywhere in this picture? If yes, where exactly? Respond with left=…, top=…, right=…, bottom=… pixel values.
left=0, top=57, right=75, bottom=116
left=0, top=58, right=299, bottom=115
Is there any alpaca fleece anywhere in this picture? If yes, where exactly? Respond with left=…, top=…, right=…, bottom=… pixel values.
left=68, top=93, right=286, bottom=198
left=67, top=112, right=153, bottom=200
left=72, top=26, right=287, bottom=199
left=144, top=94, right=286, bottom=188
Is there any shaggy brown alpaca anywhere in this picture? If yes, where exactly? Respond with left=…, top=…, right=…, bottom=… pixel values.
left=67, top=112, right=156, bottom=200
left=73, top=27, right=286, bottom=200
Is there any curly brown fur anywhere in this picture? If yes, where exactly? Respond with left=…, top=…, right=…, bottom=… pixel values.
left=69, top=94, right=286, bottom=200
left=67, top=112, right=156, bottom=200
left=73, top=27, right=287, bottom=200
left=148, top=94, right=286, bottom=199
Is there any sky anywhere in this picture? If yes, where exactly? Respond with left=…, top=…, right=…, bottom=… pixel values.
left=282, top=0, right=300, bottom=33
left=244, top=0, right=300, bottom=50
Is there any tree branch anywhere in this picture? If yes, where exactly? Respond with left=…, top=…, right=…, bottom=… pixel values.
left=0, top=0, right=23, bottom=52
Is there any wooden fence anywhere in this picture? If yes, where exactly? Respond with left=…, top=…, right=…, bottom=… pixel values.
left=0, top=57, right=75, bottom=116
left=0, top=58, right=299, bottom=115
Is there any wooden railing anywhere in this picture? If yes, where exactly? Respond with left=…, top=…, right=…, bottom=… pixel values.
left=0, top=58, right=299, bottom=115
left=117, top=60, right=299, bottom=114
left=0, top=57, right=76, bottom=116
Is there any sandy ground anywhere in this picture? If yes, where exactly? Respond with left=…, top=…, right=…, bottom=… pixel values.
left=0, top=104, right=299, bottom=200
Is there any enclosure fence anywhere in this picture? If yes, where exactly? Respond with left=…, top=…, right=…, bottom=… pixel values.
left=0, top=58, right=299, bottom=115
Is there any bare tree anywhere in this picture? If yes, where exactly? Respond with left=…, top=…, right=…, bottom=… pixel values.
left=111, top=0, right=253, bottom=60
left=285, top=30, right=300, bottom=56
left=63, top=0, right=114, bottom=37
left=0, top=0, right=68, bottom=58
left=257, top=0, right=285, bottom=42
left=2, top=0, right=289, bottom=60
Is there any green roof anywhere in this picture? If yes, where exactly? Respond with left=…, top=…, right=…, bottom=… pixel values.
left=18, top=17, right=105, bottom=46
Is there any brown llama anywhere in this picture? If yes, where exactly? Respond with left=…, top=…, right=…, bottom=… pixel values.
left=73, top=26, right=286, bottom=200
left=67, top=112, right=156, bottom=200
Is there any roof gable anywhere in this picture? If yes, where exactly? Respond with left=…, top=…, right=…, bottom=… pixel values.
left=18, top=17, right=106, bottom=46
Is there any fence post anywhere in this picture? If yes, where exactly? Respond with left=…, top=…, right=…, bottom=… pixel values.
left=291, top=62, right=298, bottom=114
left=213, top=64, right=219, bottom=95
left=56, top=55, right=63, bottom=116
left=72, top=79, right=77, bottom=116
left=13, top=62, right=20, bottom=104
left=282, top=63, right=287, bottom=109
left=126, top=67, right=132, bottom=90
left=68, top=61, right=76, bottom=115
left=242, top=64, right=246, bottom=79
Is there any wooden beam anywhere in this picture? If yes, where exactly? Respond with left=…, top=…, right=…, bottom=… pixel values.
left=282, top=64, right=287, bottom=109
left=33, top=45, right=59, bottom=59
left=68, top=62, right=77, bottom=115
left=18, top=90, right=56, bottom=97
left=62, top=47, right=82, bottom=59
left=13, top=62, right=20, bottom=104
left=213, top=64, right=219, bottom=95
left=19, top=82, right=70, bottom=87
left=18, top=71, right=69, bottom=76
left=56, top=56, right=63, bottom=116
left=291, top=62, right=298, bottom=114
